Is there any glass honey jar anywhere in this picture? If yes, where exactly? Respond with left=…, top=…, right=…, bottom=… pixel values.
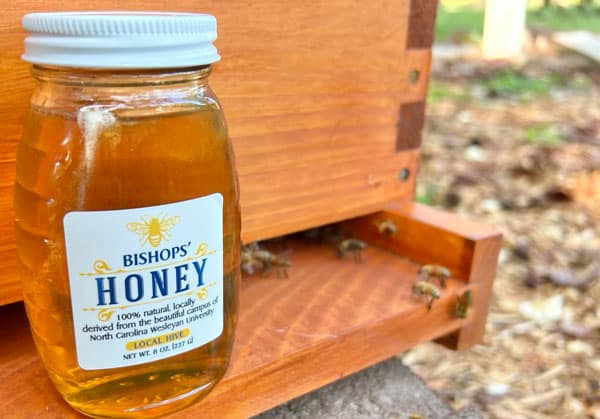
left=16, top=12, right=240, bottom=418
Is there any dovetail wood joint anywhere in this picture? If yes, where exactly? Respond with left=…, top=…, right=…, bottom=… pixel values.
left=396, top=101, right=426, bottom=151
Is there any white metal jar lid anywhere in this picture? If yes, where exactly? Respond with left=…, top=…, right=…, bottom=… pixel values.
left=22, top=12, right=220, bottom=69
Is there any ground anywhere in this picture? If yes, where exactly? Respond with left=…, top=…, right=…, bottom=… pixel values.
left=257, top=358, right=481, bottom=419
left=402, top=43, right=600, bottom=418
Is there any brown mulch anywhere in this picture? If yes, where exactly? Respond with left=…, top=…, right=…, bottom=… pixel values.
left=402, top=50, right=600, bottom=419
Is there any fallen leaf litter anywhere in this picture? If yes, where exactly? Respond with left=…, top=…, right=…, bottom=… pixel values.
left=402, top=47, right=600, bottom=419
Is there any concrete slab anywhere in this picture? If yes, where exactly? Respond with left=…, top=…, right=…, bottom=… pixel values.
left=432, top=43, right=480, bottom=61
left=553, top=31, right=600, bottom=63
left=254, top=357, right=482, bottom=419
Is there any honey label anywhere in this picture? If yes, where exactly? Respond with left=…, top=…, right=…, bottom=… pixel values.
left=63, top=194, right=224, bottom=370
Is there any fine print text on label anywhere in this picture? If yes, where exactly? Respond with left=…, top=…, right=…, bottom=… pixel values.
left=63, top=194, right=224, bottom=370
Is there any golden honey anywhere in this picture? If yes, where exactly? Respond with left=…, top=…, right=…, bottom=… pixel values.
left=16, top=16, right=240, bottom=416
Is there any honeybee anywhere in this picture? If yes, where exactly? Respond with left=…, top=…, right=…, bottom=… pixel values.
left=252, top=249, right=291, bottom=278
left=127, top=214, right=180, bottom=248
left=411, top=280, right=441, bottom=310
left=377, top=220, right=397, bottom=236
left=300, top=225, right=343, bottom=243
left=337, top=238, right=366, bottom=263
left=454, top=290, right=472, bottom=319
left=418, top=264, right=451, bottom=288
left=241, top=245, right=260, bottom=275
left=241, top=243, right=291, bottom=278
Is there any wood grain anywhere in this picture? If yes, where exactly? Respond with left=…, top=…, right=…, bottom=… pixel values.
left=0, top=203, right=497, bottom=418
left=349, top=202, right=502, bottom=349
left=0, top=0, right=433, bottom=304
left=0, top=4, right=501, bottom=417
left=435, top=235, right=502, bottom=349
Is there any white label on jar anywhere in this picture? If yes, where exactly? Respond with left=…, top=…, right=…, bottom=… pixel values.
left=63, top=194, right=223, bottom=370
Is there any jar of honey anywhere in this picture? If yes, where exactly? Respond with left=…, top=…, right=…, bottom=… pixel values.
left=16, top=12, right=240, bottom=418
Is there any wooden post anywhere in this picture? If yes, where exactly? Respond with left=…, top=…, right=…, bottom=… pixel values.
left=482, top=0, right=527, bottom=59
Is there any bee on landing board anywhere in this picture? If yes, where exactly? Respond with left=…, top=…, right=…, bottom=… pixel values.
left=127, top=214, right=180, bottom=247
left=411, top=280, right=441, bottom=310
left=241, top=243, right=291, bottom=278
left=418, top=264, right=451, bottom=288
left=252, top=249, right=291, bottom=278
left=301, top=225, right=343, bottom=244
left=454, top=289, right=472, bottom=319
left=337, top=238, right=366, bottom=263
left=241, top=244, right=261, bottom=275
left=377, top=220, right=397, bottom=237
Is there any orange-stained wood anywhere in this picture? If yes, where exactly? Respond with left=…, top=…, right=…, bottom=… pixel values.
left=349, top=202, right=502, bottom=349
left=0, top=205, right=499, bottom=418
left=0, top=1, right=431, bottom=305
left=0, top=3, right=502, bottom=417
left=435, top=235, right=501, bottom=350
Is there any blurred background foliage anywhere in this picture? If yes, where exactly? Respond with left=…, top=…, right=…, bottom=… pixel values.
left=408, top=1, right=600, bottom=417
left=436, top=0, right=600, bottom=43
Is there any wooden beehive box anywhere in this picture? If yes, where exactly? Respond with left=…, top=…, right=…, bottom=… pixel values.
left=0, top=1, right=501, bottom=417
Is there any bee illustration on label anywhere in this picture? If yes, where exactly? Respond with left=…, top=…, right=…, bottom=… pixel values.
left=127, top=213, right=180, bottom=248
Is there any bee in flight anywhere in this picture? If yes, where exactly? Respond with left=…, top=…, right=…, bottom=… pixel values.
left=127, top=214, right=180, bottom=248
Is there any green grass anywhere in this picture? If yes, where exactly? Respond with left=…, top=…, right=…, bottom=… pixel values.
left=427, top=80, right=471, bottom=104
left=415, top=183, right=439, bottom=205
left=482, top=69, right=561, bottom=99
left=479, top=68, right=592, bottom=100
left=428, top=71, right=566, bottom=104
left=429, top=67, right=591, bottom=105
left=528, top=5, right=600, bottom=33
left=435, top=5, right=484, bottom=43
left=435, top=1, right=600, bottom=43
left=523, top=124, right=564, bottom=145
